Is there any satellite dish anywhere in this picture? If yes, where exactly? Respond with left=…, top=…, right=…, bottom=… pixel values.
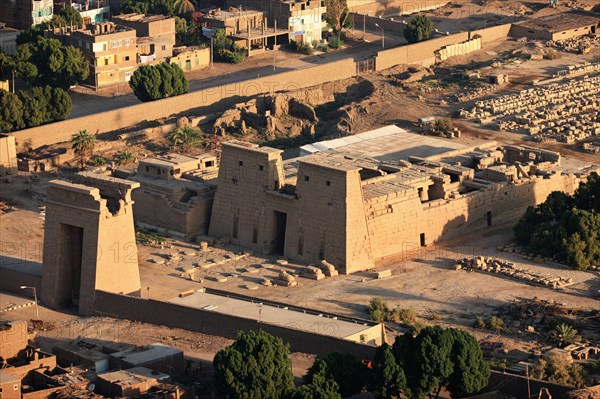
left=87, top=383, right=95, bottom=391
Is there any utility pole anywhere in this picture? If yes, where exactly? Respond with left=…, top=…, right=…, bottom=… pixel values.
left=21, top=286, right=39, bottom=320
left=375, top=23, right=384, bottom=49
left=273, top=19, right=277, bottom=71
left=210, top=36, right=214, bottom=67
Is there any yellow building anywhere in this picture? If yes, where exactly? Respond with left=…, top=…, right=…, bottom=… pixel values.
left=169, top=46, right=210, bottom=72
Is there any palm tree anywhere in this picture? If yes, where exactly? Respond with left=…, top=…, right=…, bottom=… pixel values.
left=71, top=130, right=96, bottom=169
left=169, top=126, right=204, bottom=153
left=551, top=323, right=579, bottom=347
left=116, top=150, right=133, bottom=166
left=173, top=0, right=196, bottom=15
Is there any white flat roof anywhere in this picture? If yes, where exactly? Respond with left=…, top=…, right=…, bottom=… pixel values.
left=110, top=343, right=182, bottom=365
left=298, top=125, right=466, bottom=160
left=168, top=291, right=376, bottom=339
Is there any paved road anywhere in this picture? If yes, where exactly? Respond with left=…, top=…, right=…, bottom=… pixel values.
left=68, top=29, right=404, bottom=119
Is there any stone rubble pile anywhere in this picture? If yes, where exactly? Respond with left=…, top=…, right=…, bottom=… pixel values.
left=455, top=256, right=576, bottom=289
left=318, top=260, right=339, bottom=277
left=498, top=243, right=600, bottom=271
left=547, top=35, right=600, bottom=54
left=275, top=271, right=297, bottom=287
left=459, top=75, right=600, bottom=143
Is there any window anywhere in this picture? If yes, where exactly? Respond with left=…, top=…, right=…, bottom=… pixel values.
left=205, top=161, right=214, bottom=167
left=78, top=40, right=82, bottom=47
left=145, top=166, right=150, bottom=172
left=125, top=71, right=132, bottom=81
left=238, top=161, right=244, bottom=166
left=304, top=175, right=309, bottom=181
left=325, top=180, right=330, bottom=186
left=86, top=42, right=90, bottom=49
left=258, top=165, right=264, bottom=171
left=124, top=55, right=130, bottom=61
left=162, top=45, right=166, bottom=50
left=104, top=58, right=108, bottom=65
left=111, top=41, right=117, bottom=48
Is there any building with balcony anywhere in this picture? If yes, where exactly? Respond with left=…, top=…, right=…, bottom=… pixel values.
left=46, top=21, right=137, bottom=87
left=198, top=7, right=289, bottom=55
left=137, top=36, right=172, bottom=64
left=230, top=0, right=325, bottom=44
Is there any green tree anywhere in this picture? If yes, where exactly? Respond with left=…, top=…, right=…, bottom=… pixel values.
left=304, top=352, right=366, bottom=397
left=404, top=15, right=433, bottom=43
left=121, top=0, right=175, bottom=15
left=18, top=86, right=72, bottom=127
left=129, top=62, right=188, bottom=102
left=54, top=7, right=83, bottom=26
left=368, top=297, right=390, bottom=322
left=513, top=174, right=600, bottom=270
left=324, top=0, right=349, bottom=36
left=26, top=38, right=89, bottom=89
left=446, top=329, right=490, bottom=398
left=393, top=326, right=489, bottom=399
left=368, top=343, right=406, bottom=399
left=71, top=130, right=96, bottom=169
left=289, top=359, right=342, bottom=399
left=0, top=90, right=25, bottom=132
left=530, top=351, right=586, bottom=388
left=16, top=25, right=45, bottom=45
left=0, top=52, right=16, bottom=81
left=213, top=29, right=247, bottom=64
left=213, top=330, right=295, bottom=399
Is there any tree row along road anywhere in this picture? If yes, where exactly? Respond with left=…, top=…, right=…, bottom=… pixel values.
left=69, top=31, right=404, bottom=119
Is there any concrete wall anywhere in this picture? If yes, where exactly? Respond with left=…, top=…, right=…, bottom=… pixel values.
left=94, top=290, right=378, bottom=359
left=0, top=134, right=18, bottom=175
left=349, top=0, right=448, bottom=17
left=487, top=371, right=575, bottom=399
left=438, top=37, right=481, bottom=61
left=12, top=59, right=357, bottom=150
left=350, top=13, right=407, bottom=35
left=375, top=23, right=512, bottom=70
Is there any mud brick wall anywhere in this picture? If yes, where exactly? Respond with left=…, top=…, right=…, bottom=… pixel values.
left=94, top=290, right=378, bottom=359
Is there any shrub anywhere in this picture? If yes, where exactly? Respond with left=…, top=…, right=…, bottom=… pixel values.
left=93, top=156, right=106, bottom=166
left=544, top=50, right=562, bottom=60
left=116, top=150, right=133, bottom=165
left=368, top=297, right=389, bottom=322
left=530, top=351, right=586, bottom=388
left=473, top=316, right=486, bottom=329
left=329, top=36, right=343, bottom=49
left=487, top=316, right=505, bottom=332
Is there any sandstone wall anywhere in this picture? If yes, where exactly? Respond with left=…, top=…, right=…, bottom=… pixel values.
left=362, top=173, right=581, bottom=264
left=349, top=0, right=448, bottom=17
left=12, top=59, right=357, bottom=150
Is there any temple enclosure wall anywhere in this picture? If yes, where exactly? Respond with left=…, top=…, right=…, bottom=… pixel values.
left=10, top=23, right=513, bottom=150
left=11, top=59, right=357, bottom=150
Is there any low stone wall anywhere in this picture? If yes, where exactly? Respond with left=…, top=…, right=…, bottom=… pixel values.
left=0, top=264, right=42, bottom=297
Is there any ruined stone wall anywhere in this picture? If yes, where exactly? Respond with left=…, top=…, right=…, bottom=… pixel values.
left=131, top=184, right=215, bottom=239
left=363, top=173, right=581, bottom=263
